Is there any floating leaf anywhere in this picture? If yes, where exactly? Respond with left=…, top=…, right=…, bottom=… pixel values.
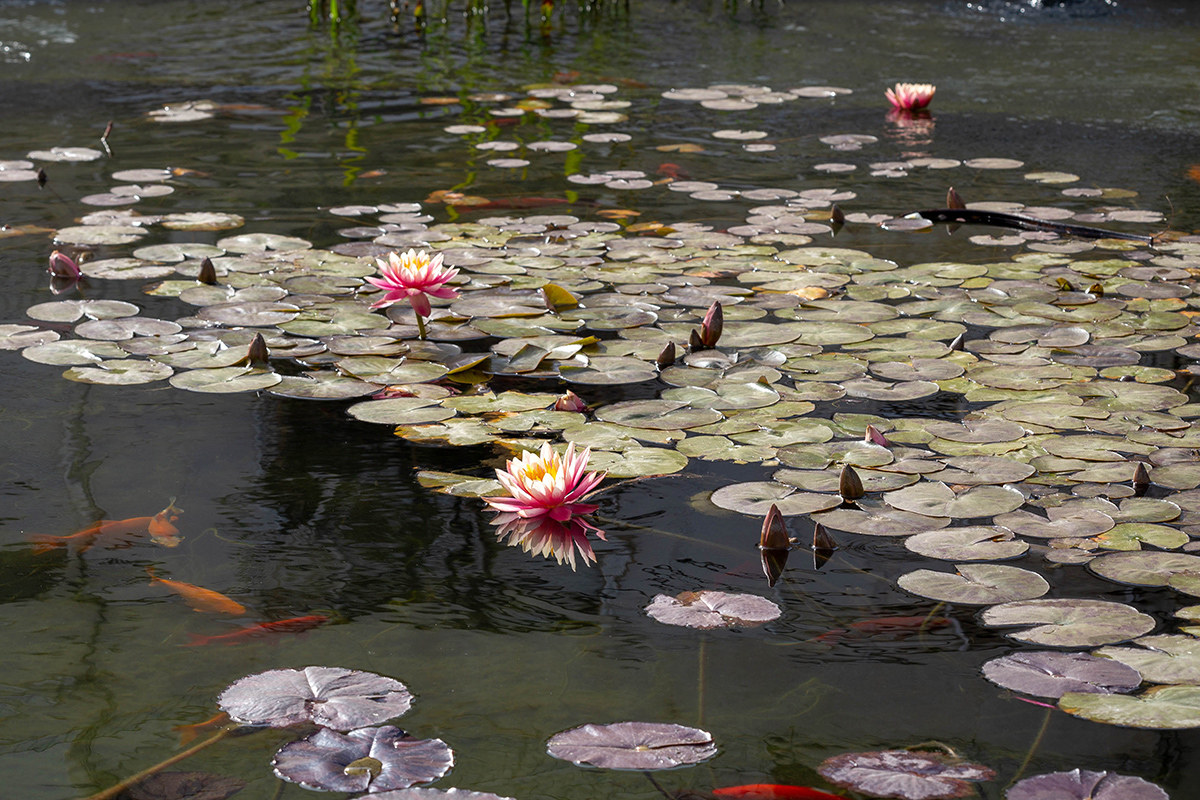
left=1094, top=635, right=1200, bottom=685
left=885, top=482, right=1025, bottom=518
left=273, top=726, right=452, bottom=792
left=371, top=790, right=516, bottom=800
left=981, top=652, right=1142, bottom=699
left=1007, top=769, right=1167, bottom=800
left=1060, top=685, right=1200, bottom=729
left=1088, top=551, right=1200, bottom=587
left=219, top=666, right=412, bottom=730
left=979, top=598, right=1155, bottom=647
left=169, top=367, right=281, bottom=394
left=710, top=482, right=842, bottom=517
left=585, top=447, right=688, bottom=477
left=646, top=590, right=781, bottom=630
left=817, top=750, right=995, bottom=800
left=904, top=527, right=1029, bottom=562
left=898, top=564, right=1048, bottom=604
left=546, top=721, right=717, bottom=770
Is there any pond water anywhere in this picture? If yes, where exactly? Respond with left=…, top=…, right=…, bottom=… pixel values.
left=4, top=1, right=1200, bottom=798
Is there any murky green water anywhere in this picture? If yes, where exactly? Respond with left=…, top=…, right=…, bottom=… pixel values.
left=3, top=1, right=1200, bottom=798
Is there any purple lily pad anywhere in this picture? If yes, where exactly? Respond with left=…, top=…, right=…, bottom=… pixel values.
left=272, top=725, right=453, bottom=793
left=981, top=652, right=1142, bottom=699
left=218, top=666, right=412, bottom=730
left=370, top=791, right=516, bottom=800
left=817, top=750, right=995, bottom=800
left=646, top=590, right=781, bottom=629
left=1007, top=769, right=1168, bottom=800
left=546, top=721, right=717, bottom=770
left=123, top=771, right=246, bottom=800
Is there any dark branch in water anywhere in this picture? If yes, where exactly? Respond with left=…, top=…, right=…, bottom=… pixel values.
left=914, top=208, right=1154, bottom=243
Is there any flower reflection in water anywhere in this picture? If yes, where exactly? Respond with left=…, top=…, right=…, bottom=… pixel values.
left=491, top=512, right=607, bottom=571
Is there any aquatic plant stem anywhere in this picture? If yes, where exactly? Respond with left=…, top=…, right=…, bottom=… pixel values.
left=1008, top=706, right=1053, bottom=787
left=79, top=727, right=233, bottom=800
left=416, top=314, right=428, bottom=339
left=642, top=770, right=675, bottom=800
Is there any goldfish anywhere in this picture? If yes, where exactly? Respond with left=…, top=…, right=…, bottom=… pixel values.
left=28, top=500, right=182, bottom=554
left=181, top=614, right=329, bottom=647
left=173, top=711, right=232, bottom=745
left=657, top=163, right=690, bottom=180
left=812, top=615, right=954, bottom=645
left=148, top=567, right=246, bottom=615
left=713, top=785, right=844, bottom=800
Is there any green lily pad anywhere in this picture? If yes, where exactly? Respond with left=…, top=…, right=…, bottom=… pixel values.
left=63, top=360, right=174, bottom=385
left=898, top=564, right=1049, bottom=604
left=169, top=366, right=282, bottom=393
left=980, top=598, right=1156, bottom=647
left=1093, top=523, right=1189, bottom=552
left=905, top=526, right=1030, bottom=562
left=995, top=508, right=1115, bottom=539
left=268, top=374, right=378, bottom=400
left=346, top=398, right=456, bottom=425
left=1088, top=551, right=1200, bottom=587
left=936, top=455, right=1036, bottom=486
left=27, top=299, right=140, bottom=323
left=1095, top=635, right=1200, bottom=685
left=596, top=400, right=723, bottom=430
left=885, top=482, right=1026, bottom=518
left=810, top=507, right=951, bottom=536
left=584, top=446, right=688, bottom=477
left=709, top=482, right=842, bottom=517
left=1060, top=685, right=1200, bottom=729
left=23, top=340, right=129, bottom=365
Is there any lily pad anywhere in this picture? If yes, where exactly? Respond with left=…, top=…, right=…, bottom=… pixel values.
left=596, top=400, right=723, bottom=430
left=169, top=367, right=281, bottom=394
left=273, top=726, right=452, bottom=793
left=885, top=482, right=1025, bottom=518
left=219, top=666, right=412, bottom=730
left=979, top=598, right=1155, bottom=647
left=1088, top=551, right=1200, bottom=587
left=981, top=652, right=1142, bottom=698
left=645, top=590, right=781, bottom=630
left=817, top=750, right=995, bottom=800
left=546, top=721, right=717, bottom=770
left=710, top=482, right=842, bottom=517
left=371, top=791, right=516, bottom=800
left=904, top=527, right=1029, bottom=562
left=1007, top=770, right=1167, bottom=800
left=898, top=564, right=1048, bottom=604
left=1060, top=685, right=1200, bottom=729
left=1094, top=634, right=1200, bottom=685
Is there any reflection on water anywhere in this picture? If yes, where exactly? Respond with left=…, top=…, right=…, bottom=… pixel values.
left=1, top=1, right=1200, bottom=798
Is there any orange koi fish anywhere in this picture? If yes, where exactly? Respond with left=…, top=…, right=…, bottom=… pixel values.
left=28, top=500, right=182, bottom=554
left=714, top=785, right=844, bottom=800
left=181, top=614, right=329, bottom=647
left=147, top=567, right=246, bottom=615
left=813, top=615, right=954, bottom=645
left=173, top=711, right=232, bottom=745
left=656, top=162, right=690, bottom=180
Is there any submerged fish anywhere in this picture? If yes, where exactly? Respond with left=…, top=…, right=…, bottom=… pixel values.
left=181, top=614, right=329, bottom=647
left=148, top=567, right=246, bottom=615
left=813, top=615, right=954, bottom=645
left=656, top=162, right=690, bottom=180
left=28, top=500, right=182, bottom=554
left=713, top=785, right=844, bottom=800
left=173, top=711, right=232, bottom=745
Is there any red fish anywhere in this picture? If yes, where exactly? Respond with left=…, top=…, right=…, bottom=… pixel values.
left=813, top=615, right=953, bottom=645
left=714, top=785, right=844, bottom=800
left=657, top=162, right=690, bottom=180
left=181, top=614, right=329, bottom=646
left=173, top=711, right=232, bottom=745
left=28, top=500, right=182, bottom=554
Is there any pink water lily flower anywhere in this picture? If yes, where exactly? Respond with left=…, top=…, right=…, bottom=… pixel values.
left=484, top=442, right=606, bottom=522
left=885, top=82, right=936, bottom=111
left=364, top=249, right=459, bottom=316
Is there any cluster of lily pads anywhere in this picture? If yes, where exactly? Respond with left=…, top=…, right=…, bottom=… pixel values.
left=138, top=665, right=1171, bottom=800
left=9, top=76, right=1200, bottom=799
